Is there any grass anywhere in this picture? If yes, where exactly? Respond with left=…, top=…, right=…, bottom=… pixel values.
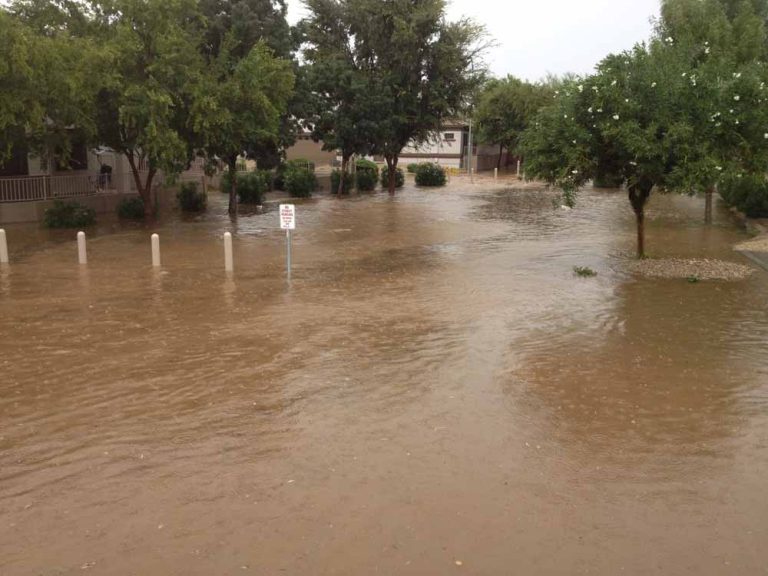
left=573, top=266, right=598, bottom=278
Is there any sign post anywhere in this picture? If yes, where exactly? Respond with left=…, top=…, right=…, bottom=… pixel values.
left=280, top=204, right=296, bottom=282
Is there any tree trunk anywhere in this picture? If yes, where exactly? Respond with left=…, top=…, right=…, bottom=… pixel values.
left=126, top=153, right=155, bottom=218
left=629, top=184, right=652, bottom=259
left=386, top=155, right=398, bottom=195
left=228, top=155, right=238, bottom=217
left=497, top=144, right=504, bottom=170
left=338, top=153, right=351, bottom=195
left=704, top=186, right=714, bottom=224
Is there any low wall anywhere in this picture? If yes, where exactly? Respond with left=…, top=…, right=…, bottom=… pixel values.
left=0, top=192, right=145, bottom=224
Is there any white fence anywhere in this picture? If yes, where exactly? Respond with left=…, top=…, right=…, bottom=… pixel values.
left=0, top=174, right=99, bottom=203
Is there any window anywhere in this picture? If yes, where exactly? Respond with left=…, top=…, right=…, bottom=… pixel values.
left=443, top=132, right=456, bottom=141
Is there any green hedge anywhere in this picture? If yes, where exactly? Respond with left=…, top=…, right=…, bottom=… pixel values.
left=285, top=166, right=317, bottom=198
left=45, top=200, right=96, bottom=228
left=237, top=171, right=269, bottom=204
left=177, top=182, right=207, bottom=212
left=381, top=166, right=405, bottom=189
left=414, top=162, right=446, bottom=187
left=117, top=197, right=145, bottom=220
left=276, top=159, right=315, bottom=191
left=719, top=173, right=768, bottom=218
left=406, top=163, right=420, bottom=174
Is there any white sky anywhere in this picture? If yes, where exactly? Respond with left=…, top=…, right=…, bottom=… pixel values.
left=286, top=0, right=661, bottom=81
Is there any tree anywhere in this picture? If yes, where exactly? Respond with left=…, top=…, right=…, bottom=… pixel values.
left=302, top=0, right=488, bottom=194
left=89, top=0, right=206, bottom=217
left=302, top=0, right=386, bottom=194
left=521, top=34, right=768, bottom=258
left=1, top=5, right=96, bottom=169
left=196, top=40, right=294, bottom=214
left=474, top=76, right=551, bottom=169
left=658, top=0, right=768, bottom=222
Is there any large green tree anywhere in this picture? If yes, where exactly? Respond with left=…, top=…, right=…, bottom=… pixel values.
left=0, top=4, right=96, bottom=169
left=474, top=76, right=551, bottom=169
left=302, top=0, right=487, bottom=194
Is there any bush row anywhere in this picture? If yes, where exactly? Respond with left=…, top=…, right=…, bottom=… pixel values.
left=719, top=173, right=768, bottom=218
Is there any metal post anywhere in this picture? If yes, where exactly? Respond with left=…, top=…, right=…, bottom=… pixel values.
left=224, top=232, right=233, bottom=273
left=468, top=118, right=473, bottom=183
left=286, top=229, right=292, bottom=283
left=77, top=231, right=87, bottom=265
left=0, top=229, right=8, bottom=264
left=151, top=233, right=161, bottom=268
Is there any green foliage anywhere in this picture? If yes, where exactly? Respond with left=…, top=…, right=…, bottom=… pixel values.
left=177, top=182, right=207, bottom=212
left=573, top=266, right=598, bottom=277
left=284, top=165, right=317, bottom=198
left=331, top=170, right=354, bottom=194
left=381, top=166, right=405, bottom=188
left=221, top=170, right=234, bottom=194
left=475, top=76, right=552, bottom=156
left=275, top=159, right=315, bottom=190
left=415, top=162, right=447, bottom=187
left=406, top=163, right=420, bottom=173
left=719, top=173, right=768, bottom=217
left=117, top=196, right=146, bottom=220
left=236, top=172, right=269, bottom=204
left=303, top=0, right=487, bottom=183
left=355, top=159, right=379, bottom=191
left=44, top=200, right=96, bottom=229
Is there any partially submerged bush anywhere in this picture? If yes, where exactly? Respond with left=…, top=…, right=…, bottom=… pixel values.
left=237, top=171, right=269, bottom=204
left=177, top=182, right=207, bottom=212
left=45, top=200, right=96, bottom=228
left=284, top=165, right=317, bottom=198
left=275, top=159, right=315, bottom=191
left=331, top=169, right=354, bottom=194
left=355, top=170, right=378, bottom=192
left=719, top=173, right=768, bottom=218
left=406, top=163, right=420, bottom=173
left=381, top=166, right=405, bottom=189
left=116, top=196, right=145, bottom=220
left=573, top=266, right=598, bottom=277
left=415, top=162, right=447, bottom=187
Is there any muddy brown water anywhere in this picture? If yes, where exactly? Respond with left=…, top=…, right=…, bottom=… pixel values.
left=1, top=184, right=767, bottom=575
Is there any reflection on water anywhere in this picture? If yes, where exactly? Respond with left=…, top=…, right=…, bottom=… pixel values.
left=1, top=187, right=767, bottom=575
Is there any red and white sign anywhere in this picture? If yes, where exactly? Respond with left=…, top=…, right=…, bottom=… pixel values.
left=280, top=204, right=296, bottom=230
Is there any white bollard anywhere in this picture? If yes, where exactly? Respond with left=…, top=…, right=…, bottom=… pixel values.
left=224, top=232, right=234, bottom=272
left=494, top=167, right=498, bottom=181
left=0, top=229, right=8, bottom=263
left=77, top=231, right=87, bottom=264
left=151, top=234, right=161, bottom=268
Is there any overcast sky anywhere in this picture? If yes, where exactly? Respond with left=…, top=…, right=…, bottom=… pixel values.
left=286, top=0, right=661, bottom=81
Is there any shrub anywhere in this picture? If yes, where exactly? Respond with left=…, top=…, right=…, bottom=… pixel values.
left=381, top=166, right=405, bottom=189
left=573, top=266, right=597, bottom=278
left=116, top=196, right=146, bottom=220
left=331, top=169, right=354, bottom=194
left=719, top=173, right=768, bottom=218
left=284, top=166, right=317, bottom=198
left=237, top=172, right=269, bottom=204
left=275, top=159, right=315, bottom=191
left=177, top=182, right=207, bottom=212
left=406, top=163, right=420, bottom=173
left=356, top=170, right=378, bottom=192
left=414, top=162, right=447, bottom=187
left=45, top=200, right=96, bottom=228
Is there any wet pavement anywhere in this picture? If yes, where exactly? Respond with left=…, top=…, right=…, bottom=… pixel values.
left=1, top=183, right=767, bottom=575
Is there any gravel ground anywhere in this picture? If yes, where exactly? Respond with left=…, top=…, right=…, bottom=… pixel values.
left=631, top=258, right=754, bottom=280
left=735, top=235, right=768, bottom=253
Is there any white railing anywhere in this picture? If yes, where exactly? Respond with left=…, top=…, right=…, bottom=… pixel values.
left=0, top=176, right=49, bottom=202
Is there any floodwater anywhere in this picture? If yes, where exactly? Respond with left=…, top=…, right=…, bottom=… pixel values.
left=1, top=183, right=767, bottom=575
